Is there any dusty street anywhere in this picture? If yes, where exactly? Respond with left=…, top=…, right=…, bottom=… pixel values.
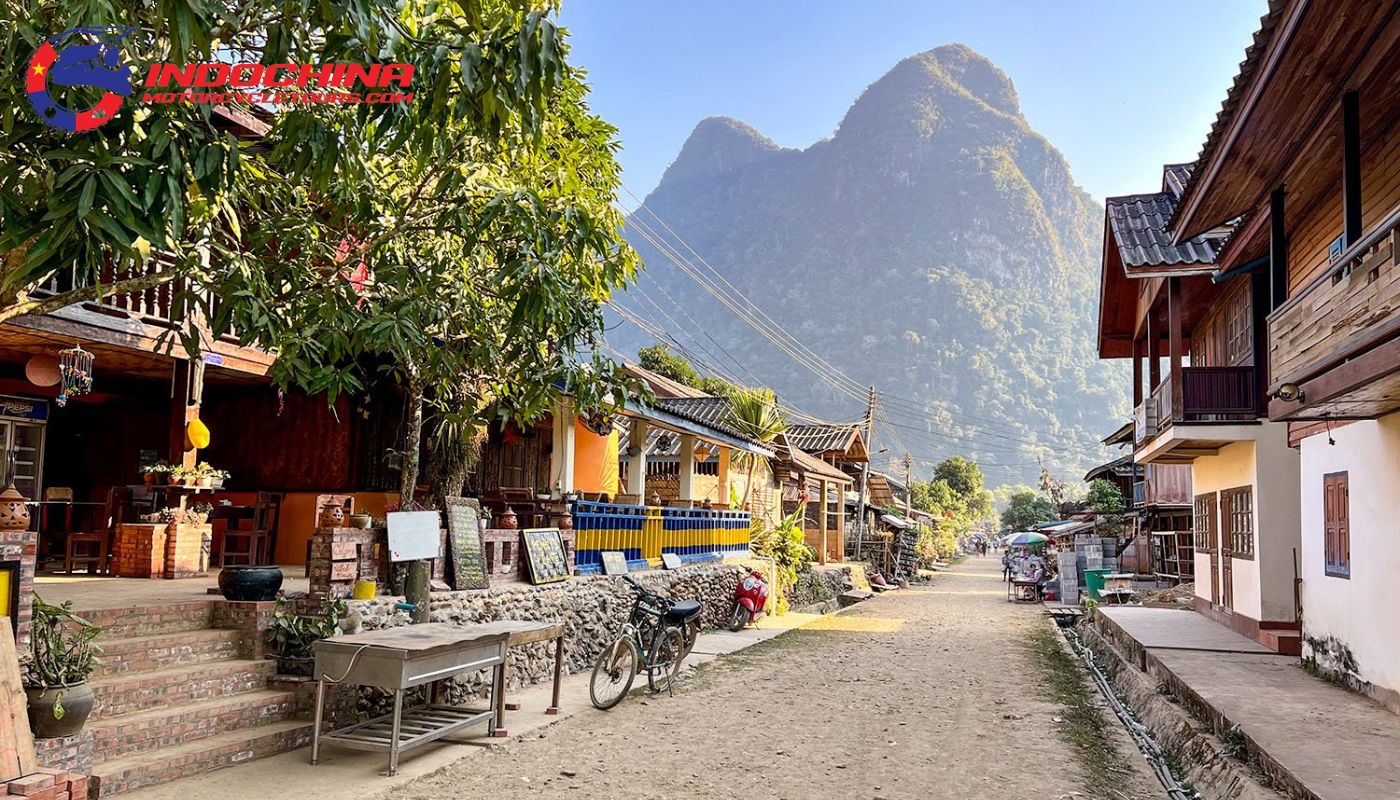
left=392, top=556, right=1162, bottom=800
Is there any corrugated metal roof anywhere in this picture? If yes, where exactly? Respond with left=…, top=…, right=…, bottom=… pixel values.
left=1105, top=189, right=1222, bottom=269
left=653, top=396, right=747, bottom=440
left=784, top=423, right=858, bottom=455
left=778, top=436, right=853, bottom=483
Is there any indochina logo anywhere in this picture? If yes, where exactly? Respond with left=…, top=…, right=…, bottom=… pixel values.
left=26, top=27, right=135, bottom=132
left=25, top=26, right=415, bottom=133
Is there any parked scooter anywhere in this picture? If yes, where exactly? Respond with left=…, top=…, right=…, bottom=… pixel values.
left=727, top=567, right=770, bottom=631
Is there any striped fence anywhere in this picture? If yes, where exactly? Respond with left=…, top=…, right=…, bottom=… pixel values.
left=572, top=500, right=751, bottom=575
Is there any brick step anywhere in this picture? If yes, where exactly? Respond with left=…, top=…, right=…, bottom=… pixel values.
left=90, top=659, right=276, bottom=719
left=94, top=629, right=244, bottom=678
left=1260, top=628, right=1303, bottom=656
left=81, top=602, right=215, bottom=638
left=91, top=719, right=313, bottom=798
left=88, top=689, right=300, bottom=762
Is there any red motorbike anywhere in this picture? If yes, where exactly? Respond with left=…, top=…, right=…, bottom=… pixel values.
left=727, top=567, right=770, bottom=631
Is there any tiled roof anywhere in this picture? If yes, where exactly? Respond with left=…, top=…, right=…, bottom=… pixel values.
left=1161, top=163, right=1194, bottom=199
left=784, top=423, right=858, bottom=454
left=1105, top=190, right=1221, bottom=269
left=653, top=396, right=746, bottom=440
left=1168, top=0, right=1288, bottom=232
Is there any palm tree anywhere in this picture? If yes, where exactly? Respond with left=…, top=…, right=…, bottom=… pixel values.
left=728, top=389, right=787, bottom=510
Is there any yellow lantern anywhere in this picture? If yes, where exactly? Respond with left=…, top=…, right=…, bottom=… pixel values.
left=186, top=417, right=211, bottom=449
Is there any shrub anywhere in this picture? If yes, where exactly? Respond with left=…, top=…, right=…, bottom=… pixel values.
left=750, top=504, right=814, bottom=614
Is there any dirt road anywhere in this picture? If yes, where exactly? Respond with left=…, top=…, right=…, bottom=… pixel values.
left=393, top=556, right=1162, bottom=799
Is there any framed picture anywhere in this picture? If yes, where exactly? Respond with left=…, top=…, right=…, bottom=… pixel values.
left=521, top=527, right=570, bottom=584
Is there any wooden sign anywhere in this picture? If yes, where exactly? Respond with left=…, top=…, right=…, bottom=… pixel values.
left=0, top=618, right=37, bottom=782
left=521, top=527, right=570, bottom=584
left=601, top=551, right=629, bottom=576
left=661, top=552, right=683, bottom=570
left=444, top=497, right=488, bottom=590
left=386, top=510, right=441, bottom=562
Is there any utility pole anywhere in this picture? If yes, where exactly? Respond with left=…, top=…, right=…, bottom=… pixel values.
left=903, top=452, right=913, bottom=518
left=855, top=386, right=877, bottom=559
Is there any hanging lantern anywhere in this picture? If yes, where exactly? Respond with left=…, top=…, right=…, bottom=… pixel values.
left=24, top=355, right=61, bottom=388
left=186, top=417, right=211, bottom=449
left=56, top=345, right=94, bottom=407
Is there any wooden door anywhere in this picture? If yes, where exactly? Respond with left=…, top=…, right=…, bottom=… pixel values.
left=1195, top=493, right=1219, bottom=604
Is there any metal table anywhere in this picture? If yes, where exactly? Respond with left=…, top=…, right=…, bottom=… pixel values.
left=465, top=620, right=567, bottom=736
left=310, top=623, right=509, bottom=775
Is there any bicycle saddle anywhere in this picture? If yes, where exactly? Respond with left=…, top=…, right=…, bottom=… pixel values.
left=664, top=599, right=701, bottom=621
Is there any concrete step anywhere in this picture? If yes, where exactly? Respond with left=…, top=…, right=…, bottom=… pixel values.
left=81, top=602, right=215, bottom=638
left=90, top=659, right=276, bottom=719
left=91, top=719, right=313, bottom=798
left=94, top=628, right=244, bottom=678
left=88, top=688, right=300, bottom=762
left=1260, top=628, right=1303, bottom=656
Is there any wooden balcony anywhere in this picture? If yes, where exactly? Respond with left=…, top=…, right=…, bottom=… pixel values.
left=1268, top=208, right=1400, bottom=420
left=1134, top=367, right=1260, bottom=459
left=15, top=262, right=273, bottom=376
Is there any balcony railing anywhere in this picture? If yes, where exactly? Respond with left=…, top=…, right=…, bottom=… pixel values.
left=1269, top=206, right=1399, bottom=387
left=29, top=261, right=240, bottom=342
left=1138, top=366, right=1259, bottom=442
left=1132, top=480, right=1146, bottom=508
left=570, top=500, right=751, bottom=575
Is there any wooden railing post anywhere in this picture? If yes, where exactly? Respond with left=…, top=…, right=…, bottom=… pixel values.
left=1168, top=277, right=1184, bottom=423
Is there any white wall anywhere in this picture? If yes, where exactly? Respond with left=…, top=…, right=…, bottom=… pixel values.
left=1298, top=413, right=1400, bottom=700
left=1188, top=425, right=1301, bottom=624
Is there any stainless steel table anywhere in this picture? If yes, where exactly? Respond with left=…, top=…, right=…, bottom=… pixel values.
left=310, top=623, right=509, bottom=775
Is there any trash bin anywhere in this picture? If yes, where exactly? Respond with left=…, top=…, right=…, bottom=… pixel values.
left=1083, top=569, right=1111, bottom=604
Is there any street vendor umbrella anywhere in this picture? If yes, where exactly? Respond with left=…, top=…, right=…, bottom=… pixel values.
left=1003, top=531, right=1048, bottom=547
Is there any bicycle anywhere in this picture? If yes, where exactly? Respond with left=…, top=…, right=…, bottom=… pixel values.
left=589, top=575, right=701, bottom=710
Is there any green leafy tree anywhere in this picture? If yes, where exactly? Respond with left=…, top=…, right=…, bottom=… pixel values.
left=1085, top=477, right=1127, bottom=538
left=730, top=388, right=786, bottom=509
left=636, top=343, right=742, bottom=398
left=1000, top=489, right=1053, bottom=534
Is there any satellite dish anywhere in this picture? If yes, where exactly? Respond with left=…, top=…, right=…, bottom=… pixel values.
left=25, top=355, right=61, bottom=387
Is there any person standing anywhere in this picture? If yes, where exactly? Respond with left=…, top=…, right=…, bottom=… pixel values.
left=1001, top=549, right=1012, bottom=582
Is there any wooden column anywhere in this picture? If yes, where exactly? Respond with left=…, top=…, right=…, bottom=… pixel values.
left=168, top=359, right=204, bottom=468
left=1132, top=333, right=1144, bottom=408
left=1270, top=187, right=1289, bottom=310
left=625, top=418, right=647, bottom=499
left=1146, top=306, right=1161, bottom=390
left=678, top=434, right=697, bottom=502
left=1251, top=267, right=1272, bottom=413
left=818, top=479, right=830, bottom=566
left=834, top=481, right=845, bottom=562
left=1168, top=277, right=1184, bottom=422
left=1343, top=91, right=1362, bottom=247
left=716, top=447, right=731, bottom=507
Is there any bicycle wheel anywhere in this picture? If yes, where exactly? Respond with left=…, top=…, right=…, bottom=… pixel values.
left=678, top=618, right=701, bottom=662
left=589, top=636, right=639, bottom=710
left=646, top=626, right=685, bottom=695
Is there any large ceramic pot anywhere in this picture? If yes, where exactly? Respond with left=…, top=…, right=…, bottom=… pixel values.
left=0, top=483, right=31, bottom=531
left=349, top=512, right=373, bottom=529
left=26, top=682, right=95, bottom=738
left=498, top=506, right=518, bottom=530
left=218, top=565, right=284, bottom=601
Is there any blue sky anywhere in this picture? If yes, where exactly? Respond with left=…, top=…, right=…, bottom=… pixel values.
left=559, top=1, right=1265, bottom=204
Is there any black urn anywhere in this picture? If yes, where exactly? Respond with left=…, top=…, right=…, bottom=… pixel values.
left=218, top=565, right=285, bottom=601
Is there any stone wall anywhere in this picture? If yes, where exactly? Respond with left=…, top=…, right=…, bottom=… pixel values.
left=788, top=565, right=858, bottom=609
left=349, top=563, right=743, bottom=700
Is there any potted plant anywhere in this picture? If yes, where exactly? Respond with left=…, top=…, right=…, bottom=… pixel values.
left=194, top=462, right=215, bottom=489
left=142, top=462, right=171, bottom=486
left=264, top=597, right=346, bottom=676
left=171, top=465, right=197, bottom=487
left=24, top=596, right=102, bottom=738
left=210, top=468, right=230, bottom=489
left=186, top=502, right=213, bottom=525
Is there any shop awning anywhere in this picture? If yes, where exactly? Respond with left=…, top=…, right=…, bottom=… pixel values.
left=880, top=513, right=910, bottom=530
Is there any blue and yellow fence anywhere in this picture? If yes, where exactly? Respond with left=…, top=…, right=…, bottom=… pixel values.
left=572, top=500, right=751, bottom=575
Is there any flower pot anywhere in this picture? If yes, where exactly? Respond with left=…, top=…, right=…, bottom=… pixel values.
left=143, top=473, right=157, bottom=487
left=218, top=565, right=284, bottom=601
left=182, top=477, right=197, bottom=487
left=269, top=655, right=314, bottom=677
left=26, top=682, right=95, bottom=739
left=211, top=477, right=225, bottom=489
left=349, top=512, right=373, bottom=529
left=197, top=476, right=212, bottom=488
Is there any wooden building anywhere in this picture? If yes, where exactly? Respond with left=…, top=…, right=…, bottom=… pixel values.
left=1088, top=425, right=1193, bottom=582
left=1158, top=0, right=1400, bottom=709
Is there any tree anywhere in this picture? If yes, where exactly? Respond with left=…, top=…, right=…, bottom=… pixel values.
left=1085, top=477, right=1126, bottom=538
left=729, top=388, right=786, bottom=509
left=1000, top=489, right=1052, bottom=534
left=636, top=343, right=742, bottom=398
left=1, top=1, right=579, bottom=336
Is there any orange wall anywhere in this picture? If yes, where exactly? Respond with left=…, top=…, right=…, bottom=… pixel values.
left=271, top=491, right=397, bottom=566
left=573, top=420, right=618, bottom=496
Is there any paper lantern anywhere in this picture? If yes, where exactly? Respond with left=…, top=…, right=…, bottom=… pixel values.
left=24, top=355, right=61, bottom=387
left=187, top=417, right=211, bottom=449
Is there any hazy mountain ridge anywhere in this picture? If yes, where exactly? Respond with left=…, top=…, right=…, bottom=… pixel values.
left=617, top=44, right=1127, bottom=485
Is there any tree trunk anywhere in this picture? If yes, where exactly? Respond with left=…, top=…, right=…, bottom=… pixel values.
left=424, top=414, right=484, bottom=512
left=399, top=375, right=425, bottom=509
